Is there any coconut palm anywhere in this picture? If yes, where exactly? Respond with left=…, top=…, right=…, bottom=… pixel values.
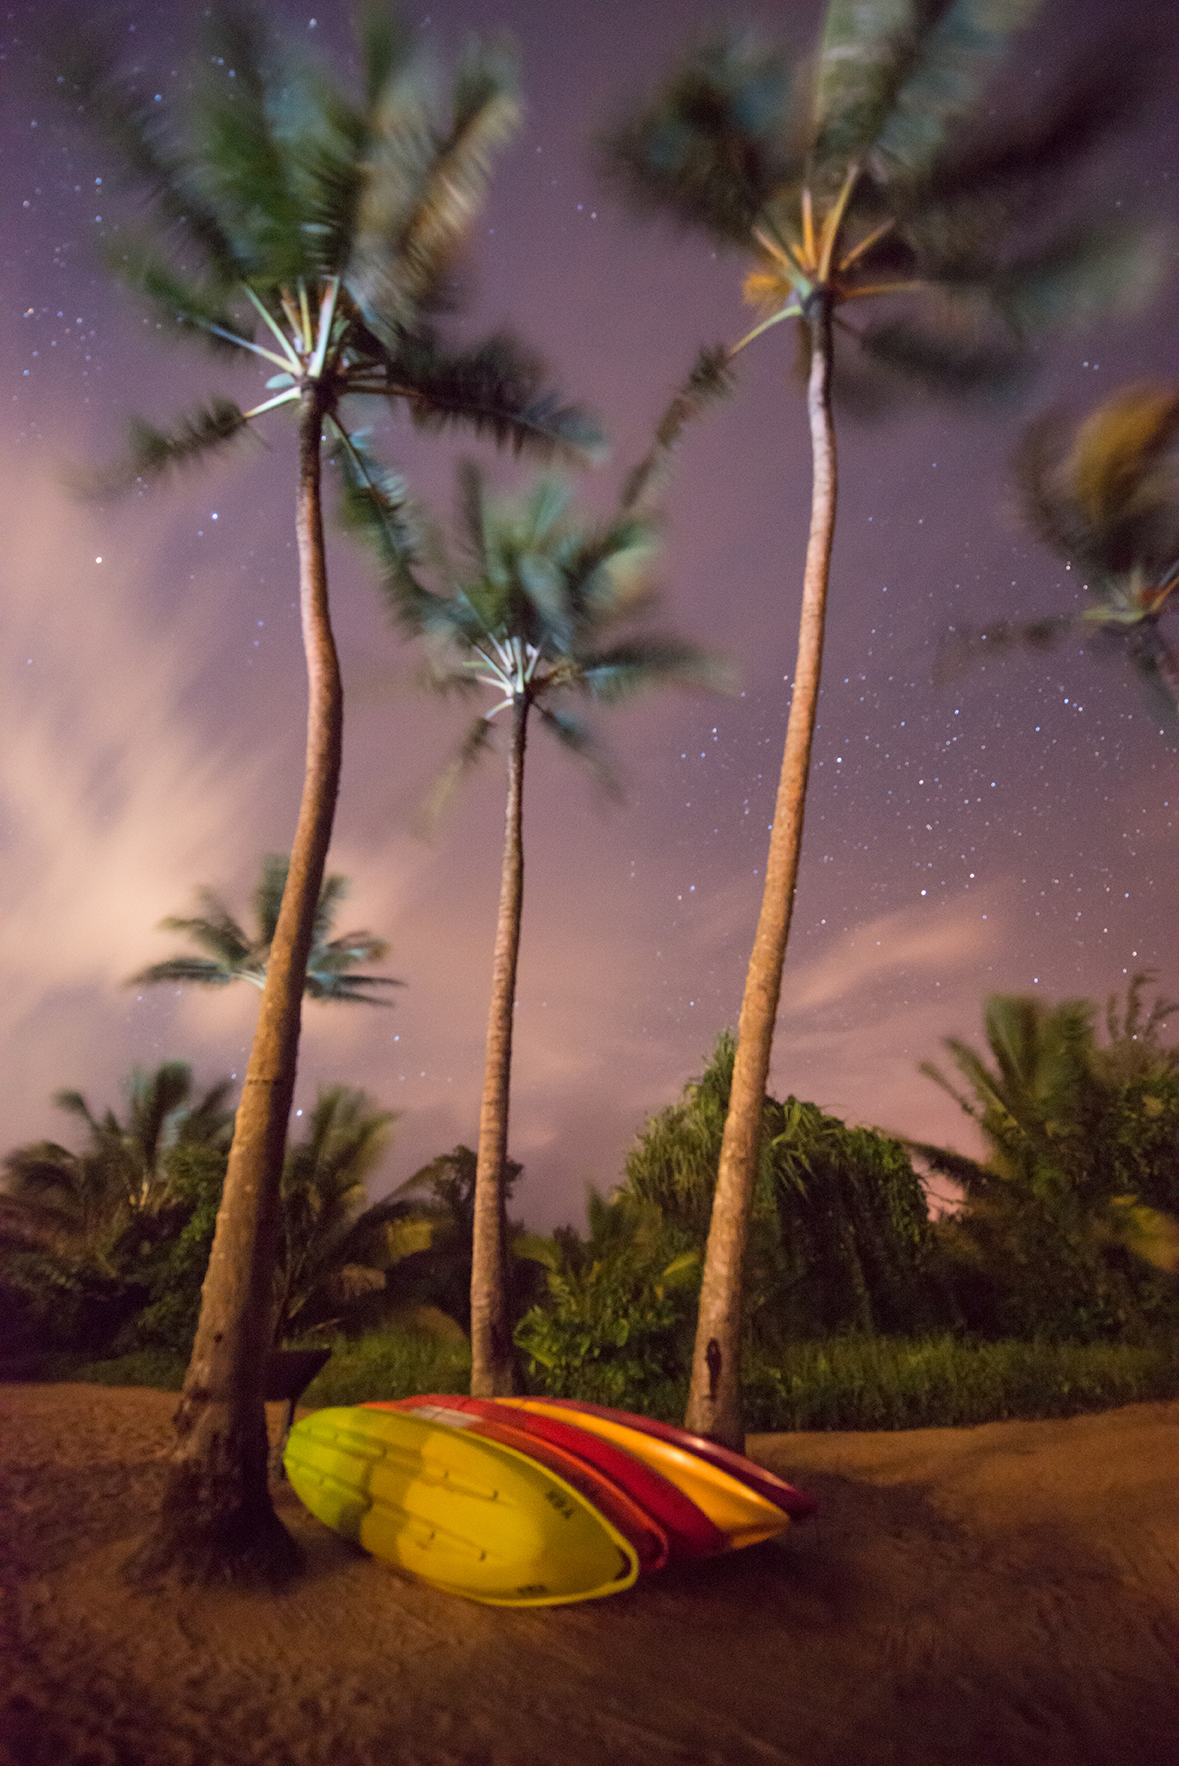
left=2, top=1064, right=235, bottom=1261
left=271, top=1086, right=398, bottom=1345
left=601, top=1, right=1156, bottom=1443
left=347, top=451, right=724, bottom=1393
left=68, top=6, right=601, bottom=1580
left=912, top=978, right=1179, bottom=1336
left=951, top=383, right=1179, bottom=719
left=130, top=854, right=401, bottom=1006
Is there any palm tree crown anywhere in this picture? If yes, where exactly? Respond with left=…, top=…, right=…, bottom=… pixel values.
left=76, top=5, right=601, bottom=491
left=603, top=4, right=1152, bottom=393
left=130, top=854, right=401, bottom=1005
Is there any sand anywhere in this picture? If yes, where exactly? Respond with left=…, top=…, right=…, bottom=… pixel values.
left=1, top=1384, right=1176, bottom=1766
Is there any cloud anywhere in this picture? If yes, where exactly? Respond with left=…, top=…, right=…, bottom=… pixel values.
left=780, top=897, right=1001, bottom=1017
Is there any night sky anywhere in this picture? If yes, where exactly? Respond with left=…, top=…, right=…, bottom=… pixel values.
left=3, top=0, right=1177, bottom=1230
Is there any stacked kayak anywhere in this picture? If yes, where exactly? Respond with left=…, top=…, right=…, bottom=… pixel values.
left=283, top=1394, right=816, bottom=1608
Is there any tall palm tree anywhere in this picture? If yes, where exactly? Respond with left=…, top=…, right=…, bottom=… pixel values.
left=601, top=1, right=1155, bottom=1443
left=348, top=453, right=724, bottom=1393
left=69, top=6, right=601, bottom=1580
left=950, top=383, right=1179, bottom=719
left=130, top=854, right=401, bottom=1005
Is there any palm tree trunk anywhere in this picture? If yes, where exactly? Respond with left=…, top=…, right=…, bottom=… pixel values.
left=470, top=698, right=528, bottom=1396
left=684, top=297, right=837, bottom=1447
left=129, top=384, right=344, bottom=1582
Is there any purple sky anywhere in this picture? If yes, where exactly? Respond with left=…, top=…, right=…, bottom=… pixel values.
left=3, top=0, right=1177, bottom=1230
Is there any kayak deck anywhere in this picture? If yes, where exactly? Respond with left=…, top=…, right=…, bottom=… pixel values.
left=284, top=1403, right=641, bottom=1606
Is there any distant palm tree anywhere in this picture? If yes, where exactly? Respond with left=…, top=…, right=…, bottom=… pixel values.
left=912, top=979, right=1179, bottom=1333
left=601, top=1, right=1155, bottom=1443
left=3, top=1063, right=235, bottom=1261
left=272, top=1086, right=397, bottom=1345
left=949, top=383, right=1179, bottom=719
left=69, top=5, right=601, bottom=1581
left=130, top=854, right=401, bottom=1006
left=348, top=454, right=724, bottom=1394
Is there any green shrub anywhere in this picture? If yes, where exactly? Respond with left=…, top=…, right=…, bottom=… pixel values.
left=742, top=1334, right=1179, bottom=1431
left=296, top=1325, right=471, bottom=1408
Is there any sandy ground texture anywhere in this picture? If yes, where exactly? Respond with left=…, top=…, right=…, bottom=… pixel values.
left=1, top=1384, right=1176, bottom=1766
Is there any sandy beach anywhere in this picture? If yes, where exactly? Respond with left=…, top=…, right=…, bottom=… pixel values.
left=1, top=1383, right=1176, bottom=1766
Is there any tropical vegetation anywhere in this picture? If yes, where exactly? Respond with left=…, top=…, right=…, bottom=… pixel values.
left=69, top=3, right=600, bottom=1579
left=912, top=975, right=1179, bottom=1341
left=598, top=0, right=1156, bottom=1443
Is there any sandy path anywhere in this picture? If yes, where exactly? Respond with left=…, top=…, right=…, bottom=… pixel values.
left=1, top=1384, right=1176, bottom=1766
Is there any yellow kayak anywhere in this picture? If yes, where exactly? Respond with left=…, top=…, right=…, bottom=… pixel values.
left=496, top=1397, right=795, bottom=1549
left=283, top=1402, right=642, bottom=1607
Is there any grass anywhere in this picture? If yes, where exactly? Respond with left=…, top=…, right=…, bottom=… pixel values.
left=28, top=1330, right=1177, bottom=1433
left=743, top=1334, right=1179, bottom=1432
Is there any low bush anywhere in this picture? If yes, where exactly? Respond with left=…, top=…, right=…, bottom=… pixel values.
left=296, top=1325, right=471, bottom=1408
left=742, top=1334, right=1179, bottom=1431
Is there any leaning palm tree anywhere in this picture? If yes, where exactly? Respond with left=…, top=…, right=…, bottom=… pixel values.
left=602, top=1, right=1157, bottom=1443
left=347, top=453, right=724, bottom=1393
left=949, top=383, right=1179, bottom=719
left=68, top=6, right=601, bottom=1580
left=130, top=854, right=401, bottom=1006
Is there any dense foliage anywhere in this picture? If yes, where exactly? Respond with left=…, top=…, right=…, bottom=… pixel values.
left=916, top=977, right=1179, bottom=1340
left=623, top=1032, right=952, bottom=1344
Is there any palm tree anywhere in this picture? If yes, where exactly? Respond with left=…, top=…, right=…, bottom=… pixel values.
left=949, top=382, right=1179, bottom=719
left=271, top=1086, right=398, bottom=1345
left=3, top=1064, right=235, bottom=1262
left=130, top=854, right=401, bottom=1006
left=601, top=2, right=1155, bottom=1443
left=348, top=454, right=724, bottom=1393
left=912, top=978, right=1179, bottom=1335
left=68, top=6, right=602, bottom=1581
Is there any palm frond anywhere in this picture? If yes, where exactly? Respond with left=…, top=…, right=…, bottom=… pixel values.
left=600, top=32, right=800, bottom=243
left=858, top=312, right=1025, bottom=397
left=394, top=37, right=520, bottom=313
left=127, top=958, right=242, bottom=989
left=578, top=636, right=732, bottom=701
left=620, top=344, right=737, bottom=513
left=102, top=235, right=250, bottom=350
left=417, top=715, right=499, bottom=832
left=76, top=399, right=250, bottom=499
left=356, top=2, right=416, bottom=109
left=59, top=29, right=242, bottom=282
left=393, top=330, right=606, bottom=460
left=992, top=223, right=1164, bottom=339
left=189, top=7, right=307, bottom=285
left=916, top=26, right=1158, bottom=210
left=869, top=0, right=1042, bottom=180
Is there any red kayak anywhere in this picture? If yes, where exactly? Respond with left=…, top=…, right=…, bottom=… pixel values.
left=497, top=1396, right=819, bottom=1523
